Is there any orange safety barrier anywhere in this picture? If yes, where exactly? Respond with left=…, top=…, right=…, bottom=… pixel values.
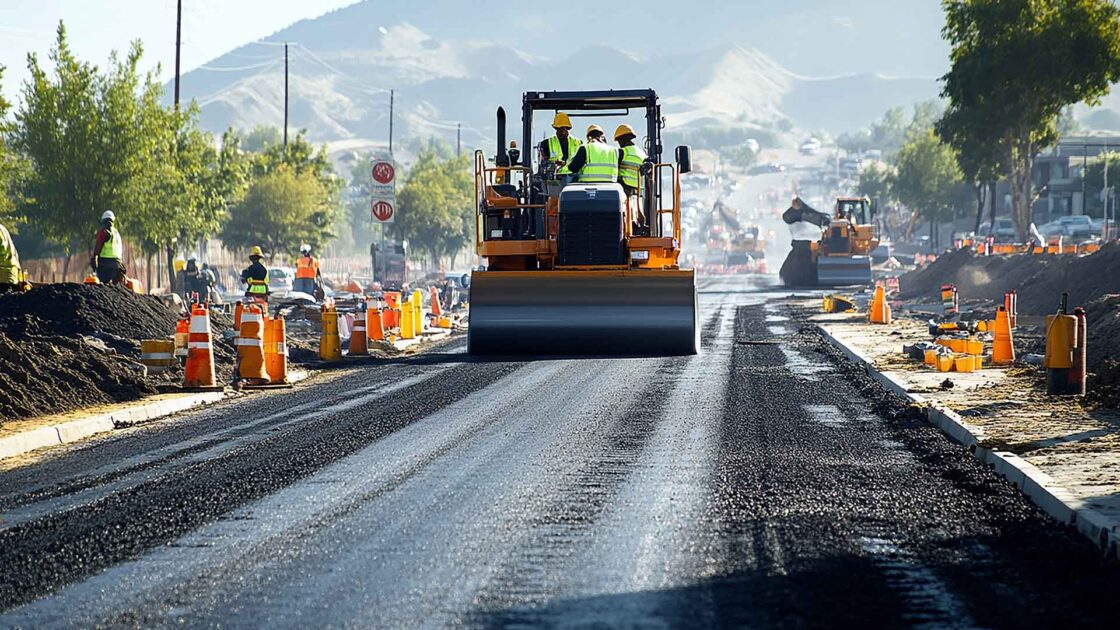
left=184, top=304, right=218, bottom=388
left=992, top=306, right=1015, bottom=365
left=429, top=286, right=442, bottom=318
left=367, top=307, right=385, bottom=341
left=383, top=291, right=401, bottom=330
left=264, top=316, right=289, bottom=384
left=868, top=284, right=891, bottom=324
left=174, top=317, right=189, bottom=358
left=236, top=303, right=270, bottom=384
left=349, top=304, right=369, bottom=356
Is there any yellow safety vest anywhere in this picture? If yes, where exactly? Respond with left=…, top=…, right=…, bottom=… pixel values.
left=547, top=135, right=582, bottom=175
left=247, top=276, right=269, bottom=294
left=99, top=227, right=122, bottom=260
left=619, top=145, right=647, bottom=190
left=578, top=142, right=619, bottom=184
left=0, top=223, right=20, bottom=285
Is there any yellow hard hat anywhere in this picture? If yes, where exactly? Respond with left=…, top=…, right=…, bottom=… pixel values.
left=586, top=124, right=604, bottom=138
left=614, top=124, right=636, bottom=141
left=249, top=246, right=264, bottom=258
left=552, top=112, right=573, bottom=129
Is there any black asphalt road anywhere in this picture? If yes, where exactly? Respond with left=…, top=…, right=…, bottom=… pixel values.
left=2, top=275, right=1118, bottom=627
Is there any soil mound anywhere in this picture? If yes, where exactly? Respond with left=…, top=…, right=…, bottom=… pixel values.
left=0, top=283, right=180, bottom=340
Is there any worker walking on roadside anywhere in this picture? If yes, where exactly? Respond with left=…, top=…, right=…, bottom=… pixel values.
left=241, top=246, right=270, bottom=302
left=91, top=211, right=125, bottom=285
left=538, top=112, right=581, bottom=177
left=200, top=262, right=219, bottom=304
left=183, top=258, right=205, bottom=304
left=294, top=244, right=322, bottom=298
left=0, top=221, right=22, bottom=293
left=615, top=124, right=649, bottom=232
left=565, top=125, right=620, bottom=184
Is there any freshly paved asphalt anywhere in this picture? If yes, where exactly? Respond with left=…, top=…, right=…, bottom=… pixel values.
left=2, top=275, right=1118, bottom=628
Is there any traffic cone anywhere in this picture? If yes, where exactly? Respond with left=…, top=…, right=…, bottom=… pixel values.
left=384, top=291, right=401, bottom=330
left=368, top=307, right=385, bottom=341
left=992, top=306, right=1015, bottom=365
left=236, top=304, right=270, bottom=384
left=184, top=304, right=218, bottom=389
left=173, top=316, right=189, bottom=359
left=429, top=287, right=442, bottom=318
left=264, top=316, right=289, bottom=384
left=349, top=304, right=369, bottom=356
left=869, top=285, right=891, bottom=324
left=233, top=301, right=244, bottom=336
left=319, top=304, right=342, bottom=361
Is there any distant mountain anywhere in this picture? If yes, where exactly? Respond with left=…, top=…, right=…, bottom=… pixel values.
left=180, top=18, right=941, bottom=152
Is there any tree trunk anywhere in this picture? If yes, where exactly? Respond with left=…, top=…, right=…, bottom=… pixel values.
left=146, top=253, right=154, bottom=293
left=166, top=243, right=177, bottom=293
left=973, top=184, right=986, bottom=233
left=1008, top=132, right=1035, bottom=243
left=988, top=181, right=998, bottom=233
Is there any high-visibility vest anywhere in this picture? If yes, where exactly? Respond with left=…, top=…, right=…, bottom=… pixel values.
left=247, top=274, right=269, bottom=294
left=295, top=256, right=318, bottom=279
left=0, top=223, right=20, bottom=286
left=99, top=227, right=122, bottom=260
left=578, top=142, right=619, bottom=184
left=547, top=135, right=581, bottom=175
left=619, top=145, right=647, bottom=190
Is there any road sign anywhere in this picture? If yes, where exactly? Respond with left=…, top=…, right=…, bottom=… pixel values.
left=372, top=161, right=395, bottom=185
left=371, top=199, right=395, bottom=223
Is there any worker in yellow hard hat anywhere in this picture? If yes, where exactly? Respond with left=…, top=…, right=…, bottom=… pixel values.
left=240, top=245, right=270, bottom=302
left=538, top=112, right=581, bottom=177
left=564, top=124, right=621, bottom=185
left=615, top=123, right=650, bottom=232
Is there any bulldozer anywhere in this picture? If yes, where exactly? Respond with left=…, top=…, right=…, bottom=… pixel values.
left=468, top=89, right=698, bottom=355
left=779, top=196, right=877, bottom=286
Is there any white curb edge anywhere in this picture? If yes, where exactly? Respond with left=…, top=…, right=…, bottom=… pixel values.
left=818, top=324, right=1120, bottom=559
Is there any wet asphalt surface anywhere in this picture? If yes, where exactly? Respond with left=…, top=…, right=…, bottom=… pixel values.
left=2, top=274, right=1119, bottom=628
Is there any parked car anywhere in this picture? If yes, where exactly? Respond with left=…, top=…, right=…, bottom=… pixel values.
left=799, top=138, right=821, bottom=155
left=267, top=267, right=294, bottom=297
left=1040, top=215, right=1093, bottom=238
left=978, top=218, right=1017, bottom=242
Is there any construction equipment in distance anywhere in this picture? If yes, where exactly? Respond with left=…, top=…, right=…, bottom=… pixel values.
left=779, top=196, right=878, bottom=286
left=469, top=89, right=698, bottom=355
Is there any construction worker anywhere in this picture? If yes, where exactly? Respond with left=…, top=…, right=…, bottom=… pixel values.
left=565, top=125, right=620, bottom=184
left=294, top=243, right=322, bottom=297
left=240, top=246, right=270, bottom=302
left=0, top=221, right=21, bottom=293
left=200, top=262, right=219, bottom=304
left=183, top=258, right=205, bottom=304
left=91, top=211, right=125, bottom=285
left=615, top=123, right=649, bottom=233
left=538, top=112, right=581, bottom=176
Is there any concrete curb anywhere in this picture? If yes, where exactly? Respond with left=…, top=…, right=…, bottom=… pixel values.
left=818, top=324, right=1120, bottom=559
left=0, top=369, right=311, bottom=462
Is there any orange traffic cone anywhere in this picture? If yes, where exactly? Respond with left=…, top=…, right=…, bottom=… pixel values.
left=992, top=306, right=1015, bottom=365
left=367, top=307, right=385, bottom=342
left=236, top=304, right=270, bottom=384
left=869, top=285, right=891, bottom=324
left=264, top=316, right=289, bottom=384
left=429, top=286, right=442, bottom=318
left=233, top=301, right=245, bottom=336
left=174, top=316, right=189, bottom=359
left=349, top=304, right=369, bottom=356
left=183, top=304, right=218, bottom=389
left=384, top=291, right=401, bottom=330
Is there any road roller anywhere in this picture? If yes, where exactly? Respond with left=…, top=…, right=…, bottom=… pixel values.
left=468, top=89, right=698, bottom=356
left=779, top=196, right=878, bottom=287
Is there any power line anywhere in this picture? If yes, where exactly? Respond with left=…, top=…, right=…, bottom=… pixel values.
left=196, top=60, right=281, bottom=72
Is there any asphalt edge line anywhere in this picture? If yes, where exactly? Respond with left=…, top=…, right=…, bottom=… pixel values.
left=0, top=370, right=310, bottom=462
left=818, top=324, right=1120, bottom=560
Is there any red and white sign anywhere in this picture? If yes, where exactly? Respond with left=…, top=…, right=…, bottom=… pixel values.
left=371, top=161, right=395, bottom=185
left=371, top=199, right=395, bottom=223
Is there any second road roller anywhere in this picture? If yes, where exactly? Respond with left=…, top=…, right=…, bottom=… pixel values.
left=468, top=89, right=698, bottom=355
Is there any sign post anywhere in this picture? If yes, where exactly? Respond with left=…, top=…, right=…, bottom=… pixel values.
left=371, top=158, right=396, bottom=284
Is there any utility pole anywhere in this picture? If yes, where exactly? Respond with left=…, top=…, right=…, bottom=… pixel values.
left=283, top=43, right=289, bottom=153
left=173, top=0, right=182, bottom=108
left=389, top=89, right=394, bottom=154
left=457, top=122, right=461, bottom=159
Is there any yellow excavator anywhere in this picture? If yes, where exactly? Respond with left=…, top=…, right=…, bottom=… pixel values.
left=779, top=196, right=878, bottom=286
left=469, top=89, right=698, bottom=355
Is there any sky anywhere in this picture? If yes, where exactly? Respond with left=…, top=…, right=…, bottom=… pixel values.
left=0, top=0, right=356, bottom=102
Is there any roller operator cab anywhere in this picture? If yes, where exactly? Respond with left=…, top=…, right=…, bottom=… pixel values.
left=469, top=89, right=699, bottom=356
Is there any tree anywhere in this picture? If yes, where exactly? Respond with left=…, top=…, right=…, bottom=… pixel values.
left=392, top=148, right=473, bottom=268
left=221, top=166, right=333, bottom=258
left=857, top=163, right=894, bottom=203
left=242, top=125, right=281, bottom=153
left=893, top=128, right=969, bottom=246
left=1082, top=151, right=1120, bottom=212
left=0, top=65, right=20, bottom=219
left=940, top=0, right=1120, bottom=240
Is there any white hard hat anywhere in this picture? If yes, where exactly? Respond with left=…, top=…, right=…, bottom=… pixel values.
left=101, top=210, right=116, bottom=221
left=300, top=243, right=311, bottom=253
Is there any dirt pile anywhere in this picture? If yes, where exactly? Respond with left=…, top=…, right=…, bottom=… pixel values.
left=0, top=283, right=180, bottom=340
left=898, top=244, right=1120, bottom=315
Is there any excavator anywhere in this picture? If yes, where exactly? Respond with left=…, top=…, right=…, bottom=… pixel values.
left=779, top=196, right=877, bottom=286
left=469, top=89, right=698, bottom=355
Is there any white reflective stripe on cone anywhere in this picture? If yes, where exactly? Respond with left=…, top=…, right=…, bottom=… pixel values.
left=241, top=313, right=263, bottom=323
left=278, top=343, right=288, bottom=356
left=189, top=316, right=211, bottom=333
left=188, top=342, right=211, bottom=349
left=236, top=339, right=263, bottom=347
left=141, top=352, right=174, bottom=360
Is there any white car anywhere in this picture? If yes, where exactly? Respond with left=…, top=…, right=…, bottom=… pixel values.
left=1040, top=215, right=1093, bottom=238
left=267, top=267, right=294, bottom=297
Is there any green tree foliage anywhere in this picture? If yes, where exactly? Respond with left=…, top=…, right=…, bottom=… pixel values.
left=837, top=101, right=945, bottom=155
left=242, top=125, right=282, bottom=153
left=892, top=128, right=968, bottom=225
left=940, top=0, right=1120, bottom=239
left=0, top=65, right=21, bottom=219
left=392, top=148, right=473, bottom=266
left=857, top=163, right=894, bottom=204
left=1082, top=151, right=1120, bottom=210
left=221, top=165, right=333, bottom=258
